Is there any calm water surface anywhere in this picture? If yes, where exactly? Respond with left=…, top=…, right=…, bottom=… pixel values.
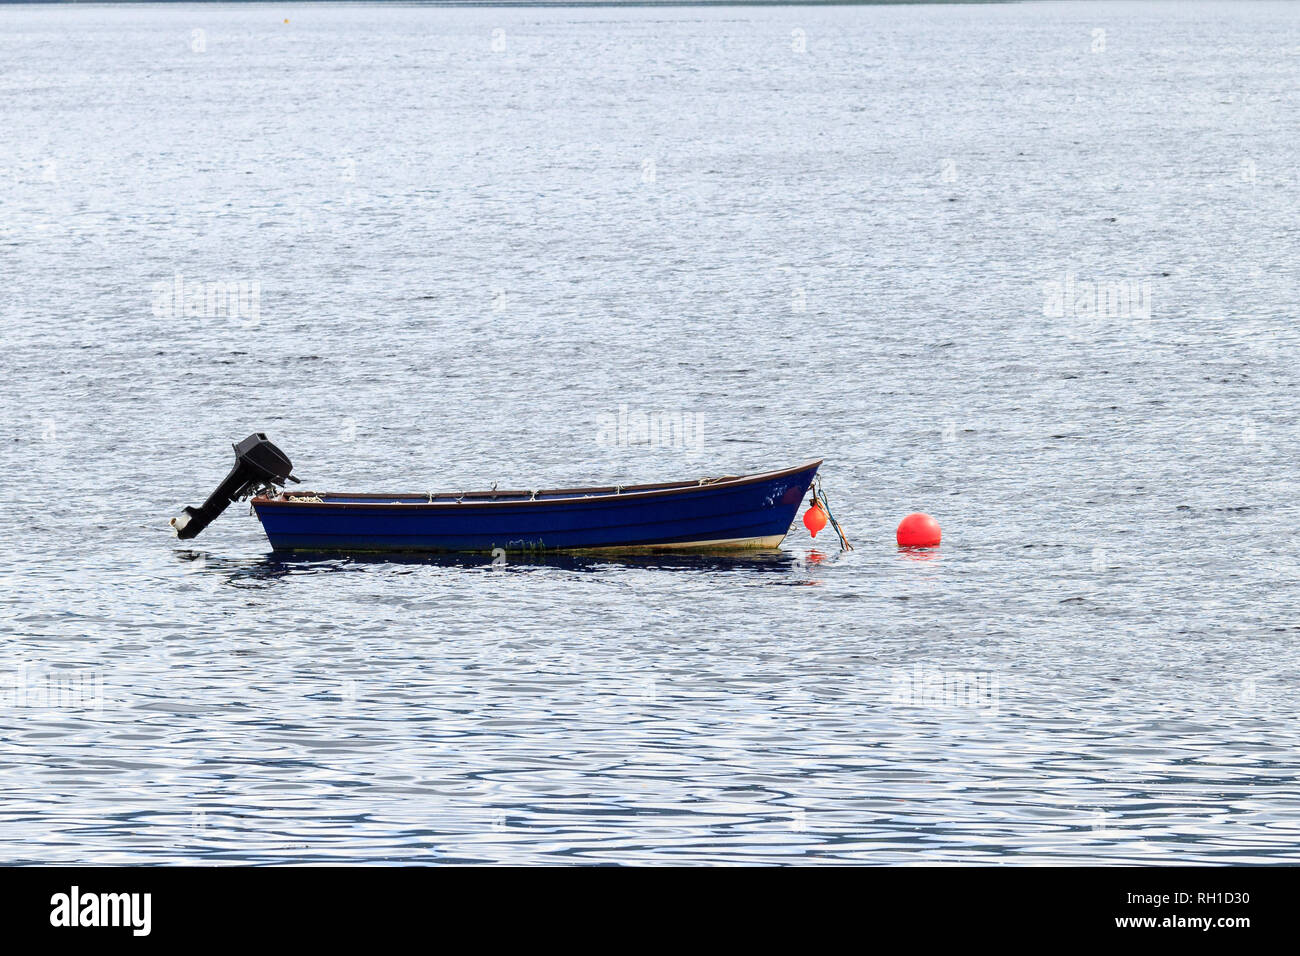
left=1, top=1, right=1298, bottom=864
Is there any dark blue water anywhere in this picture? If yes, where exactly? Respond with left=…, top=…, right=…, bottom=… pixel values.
left=1, top=1, right=1298, bottom=863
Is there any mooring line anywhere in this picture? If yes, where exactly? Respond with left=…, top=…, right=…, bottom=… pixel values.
left=813, top=475, right=853, bottom=551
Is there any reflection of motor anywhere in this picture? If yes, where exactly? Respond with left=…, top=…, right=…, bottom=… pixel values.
left=171, top=433, right=297, bottom=540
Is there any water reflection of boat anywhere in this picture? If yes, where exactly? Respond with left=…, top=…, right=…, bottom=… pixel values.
left=256, top=548, right=818, bottom=574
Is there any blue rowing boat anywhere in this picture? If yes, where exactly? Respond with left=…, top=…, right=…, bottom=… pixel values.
left=172, top=434, right=822, bottom=554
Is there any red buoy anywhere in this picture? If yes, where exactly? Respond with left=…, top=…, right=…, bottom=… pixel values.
left=896, top=512, right=941, bottom=547
left=803, top=502, right=828, bottom=537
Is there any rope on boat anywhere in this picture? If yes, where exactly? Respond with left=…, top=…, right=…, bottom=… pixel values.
left=812, top=476, right=853, bottom=551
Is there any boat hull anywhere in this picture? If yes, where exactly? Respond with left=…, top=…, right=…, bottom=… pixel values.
left=251, top=461, right=821, bottom=554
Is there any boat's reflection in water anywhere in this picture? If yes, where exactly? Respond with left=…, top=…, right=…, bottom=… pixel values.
left=177, top=547, right=838, bottom=587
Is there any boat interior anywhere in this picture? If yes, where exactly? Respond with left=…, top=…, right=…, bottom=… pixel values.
left=257, top=461, right=822, bottom=507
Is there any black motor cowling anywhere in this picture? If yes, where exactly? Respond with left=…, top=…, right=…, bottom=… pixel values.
left=171, top=433, right=297, bottom=540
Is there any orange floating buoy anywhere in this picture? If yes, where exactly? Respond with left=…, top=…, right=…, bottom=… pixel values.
left=803, top=502, right=828, bottom=537
left=896, top=512, right=941, bottom=547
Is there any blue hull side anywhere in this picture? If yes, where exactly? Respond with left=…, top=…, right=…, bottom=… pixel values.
left=253, top=463, right=820, bottom=553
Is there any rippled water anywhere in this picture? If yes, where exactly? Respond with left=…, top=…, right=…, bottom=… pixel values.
left=2, top=1, right=1298, bottom=864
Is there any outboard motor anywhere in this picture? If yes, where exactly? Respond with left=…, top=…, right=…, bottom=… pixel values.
left=171, top=433, right=298, bottom=540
